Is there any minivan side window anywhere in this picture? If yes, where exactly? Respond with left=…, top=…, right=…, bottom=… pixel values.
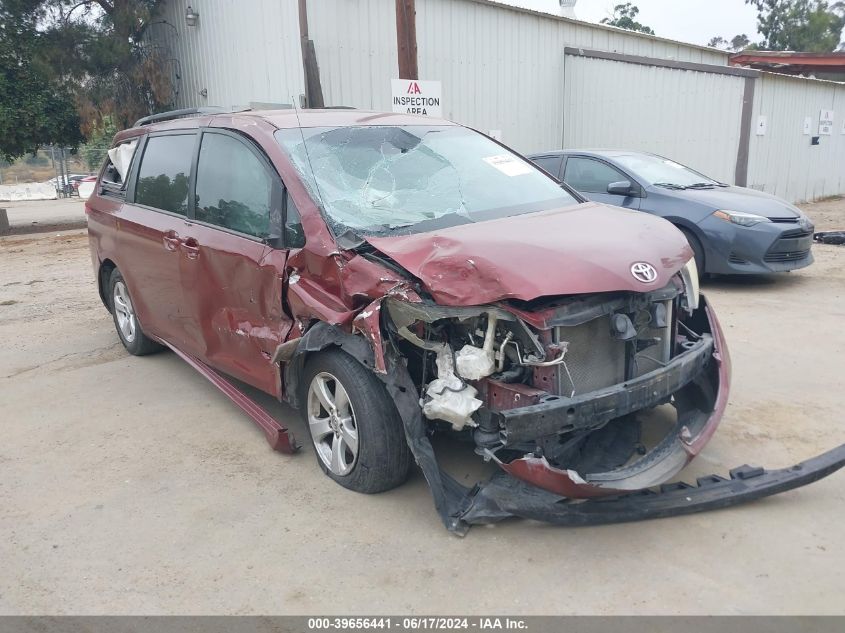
left=134, top=134, right=195, bottom=215
left=564, top=157, right=628, bottom=194
left=194, top=133, right=273, bottom=238
left=101, top=139, right=139, bottom=198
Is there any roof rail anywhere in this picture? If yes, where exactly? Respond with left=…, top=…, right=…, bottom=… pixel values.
left=133, top=106, right=250, bottom=127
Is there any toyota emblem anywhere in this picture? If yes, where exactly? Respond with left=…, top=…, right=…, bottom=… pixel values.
left=631, top=262, right=658, bottom=283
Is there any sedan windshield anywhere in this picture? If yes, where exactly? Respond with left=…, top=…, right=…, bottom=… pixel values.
left=614, top=153, right=722, bottom=189
left=276, top=125, right=578, bottom=237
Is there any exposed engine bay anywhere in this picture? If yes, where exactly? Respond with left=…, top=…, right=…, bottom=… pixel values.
left=381, top=264, right=710, bottom=497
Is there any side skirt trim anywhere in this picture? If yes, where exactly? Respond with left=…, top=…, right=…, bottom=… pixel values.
left=163, top=341, right=299, bottom=454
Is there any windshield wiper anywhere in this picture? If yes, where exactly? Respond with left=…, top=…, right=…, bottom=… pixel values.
left=654, top=182, right=688, bottom=190
left=686, top=182, right=719, bottom=189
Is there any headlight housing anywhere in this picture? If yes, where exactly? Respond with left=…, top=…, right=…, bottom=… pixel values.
left=680, top=257, right=699, bottom=312
left=713, top=209, right=770, bottom=227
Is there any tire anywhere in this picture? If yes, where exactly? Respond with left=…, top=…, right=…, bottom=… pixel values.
left=678, top=227, right=706, bottom=278
left=301, top=348, right=412, bottom=493
left=108, top=268, right=162, bottom=356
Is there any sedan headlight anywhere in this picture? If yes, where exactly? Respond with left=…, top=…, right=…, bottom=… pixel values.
left=680, top=257, right=699, bottom=312
left=713, top=209, right=771, bottom=227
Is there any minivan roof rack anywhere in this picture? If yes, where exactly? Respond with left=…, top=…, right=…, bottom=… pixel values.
left=133, top=106, right=251, bottom=127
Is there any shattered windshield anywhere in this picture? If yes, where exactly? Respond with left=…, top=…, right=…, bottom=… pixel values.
left=275, top=125, right=578, bottom=237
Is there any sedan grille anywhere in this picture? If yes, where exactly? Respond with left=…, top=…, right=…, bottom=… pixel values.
left=764, top=250, right=811, bottom=263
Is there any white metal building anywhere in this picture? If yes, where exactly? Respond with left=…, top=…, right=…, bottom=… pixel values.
left=148, top=0, right=845, bottom=203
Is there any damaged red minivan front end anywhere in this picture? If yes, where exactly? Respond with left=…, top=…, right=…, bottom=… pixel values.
left=271, top=115, right=843, bottom=533
left=364, top=202, right=725, bottom=501
left=90, top=109, right=845, bottom=535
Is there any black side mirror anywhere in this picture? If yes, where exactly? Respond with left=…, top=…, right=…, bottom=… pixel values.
left=607, top=180, right=634, bottom=196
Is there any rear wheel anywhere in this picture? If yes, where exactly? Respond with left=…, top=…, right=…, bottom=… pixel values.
left=678, top=227, right=705, bottom=278
left=302, top=349, right=412, bottom=493
left=108, top=268, right=162, bottom=356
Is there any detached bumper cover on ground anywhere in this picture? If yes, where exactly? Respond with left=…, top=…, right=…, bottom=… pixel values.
left=460, top=443, right=845, bottom=526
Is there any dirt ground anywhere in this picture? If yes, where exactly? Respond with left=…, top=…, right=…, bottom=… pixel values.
left=1, top=199, right=844, bottom=615
left=0, top=199, right=87, bottom=234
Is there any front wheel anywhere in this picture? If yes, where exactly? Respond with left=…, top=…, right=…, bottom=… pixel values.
left=302, top=349, right=412, bottom=493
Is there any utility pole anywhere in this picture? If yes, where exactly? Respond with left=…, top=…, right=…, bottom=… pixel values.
left=396, top=0, right=419, bottom=80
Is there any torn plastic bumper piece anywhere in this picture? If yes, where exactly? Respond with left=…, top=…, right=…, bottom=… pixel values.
left=459, top=442, right=845, bottom=526
left=163, top=341, right=299, bottom=454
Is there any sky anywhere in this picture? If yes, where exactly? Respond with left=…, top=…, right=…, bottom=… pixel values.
left=506, top=0, right=761, bottom=48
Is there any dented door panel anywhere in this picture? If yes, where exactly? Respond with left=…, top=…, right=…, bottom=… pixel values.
left=179, top=223, right=291, bottom=397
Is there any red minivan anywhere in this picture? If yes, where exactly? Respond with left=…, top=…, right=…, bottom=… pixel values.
left=86, top=108, right=843, bottom=533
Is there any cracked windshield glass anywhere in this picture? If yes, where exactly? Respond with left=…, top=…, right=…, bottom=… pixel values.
left=276, top=125, right=577, bottom=237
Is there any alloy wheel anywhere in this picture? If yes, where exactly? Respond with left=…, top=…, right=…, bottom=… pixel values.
left=307, top=371, right=359, bottom=476
left=113, top=280, right=137, bottom=343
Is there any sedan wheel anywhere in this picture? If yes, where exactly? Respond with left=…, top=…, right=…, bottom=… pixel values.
left=307, top=371, right=359, bottom=476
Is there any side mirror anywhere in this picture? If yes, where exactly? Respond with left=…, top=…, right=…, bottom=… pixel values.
left=607, top=180, right=634, bottom=196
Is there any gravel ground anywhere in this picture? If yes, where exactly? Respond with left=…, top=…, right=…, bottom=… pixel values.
left=0, top=199, right=844, bottom=615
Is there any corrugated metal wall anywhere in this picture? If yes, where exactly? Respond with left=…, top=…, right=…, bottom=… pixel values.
left=746, top=73, right=845, bottom=202
left=154, top=0, right=728, bottom=155
left=304, top=0, right=729, bottom=152
left=414, top=0, right=728, bottom=153
left=150, top=0, right=304, bottom=110
left=149, top=0, right=844, bottom=202
left=305, top=0, right=398, bottom=110
left=561, top=55, right=747, bottom=184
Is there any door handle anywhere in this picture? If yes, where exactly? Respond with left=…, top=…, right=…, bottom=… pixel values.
left=182, top=236, right=200, bottom=260
left=163, top=230, right=181, bottom=251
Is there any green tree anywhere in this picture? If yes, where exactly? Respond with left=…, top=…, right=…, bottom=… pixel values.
left=39, top=0, right=173, bottom=134
left=601, top=3, right=655, bottom=35
left=0, top=0, right=82, bottom=161
left=80, top=117, right=118, bottom=170
left=746, top=0, right=845, bottom=52
left=707, top=33, right=756, bottom=51
left=0, top=0, right=173, bottom=162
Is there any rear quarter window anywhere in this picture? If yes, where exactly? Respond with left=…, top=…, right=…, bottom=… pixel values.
left=99, top=139, right=139, bottom=198
left=530, top=155, right=563, bottom=179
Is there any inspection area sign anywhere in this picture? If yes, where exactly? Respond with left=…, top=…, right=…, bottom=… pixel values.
left=391, top=79, right=443, bottom=117
left=819, top=109, right=835, bottom=136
